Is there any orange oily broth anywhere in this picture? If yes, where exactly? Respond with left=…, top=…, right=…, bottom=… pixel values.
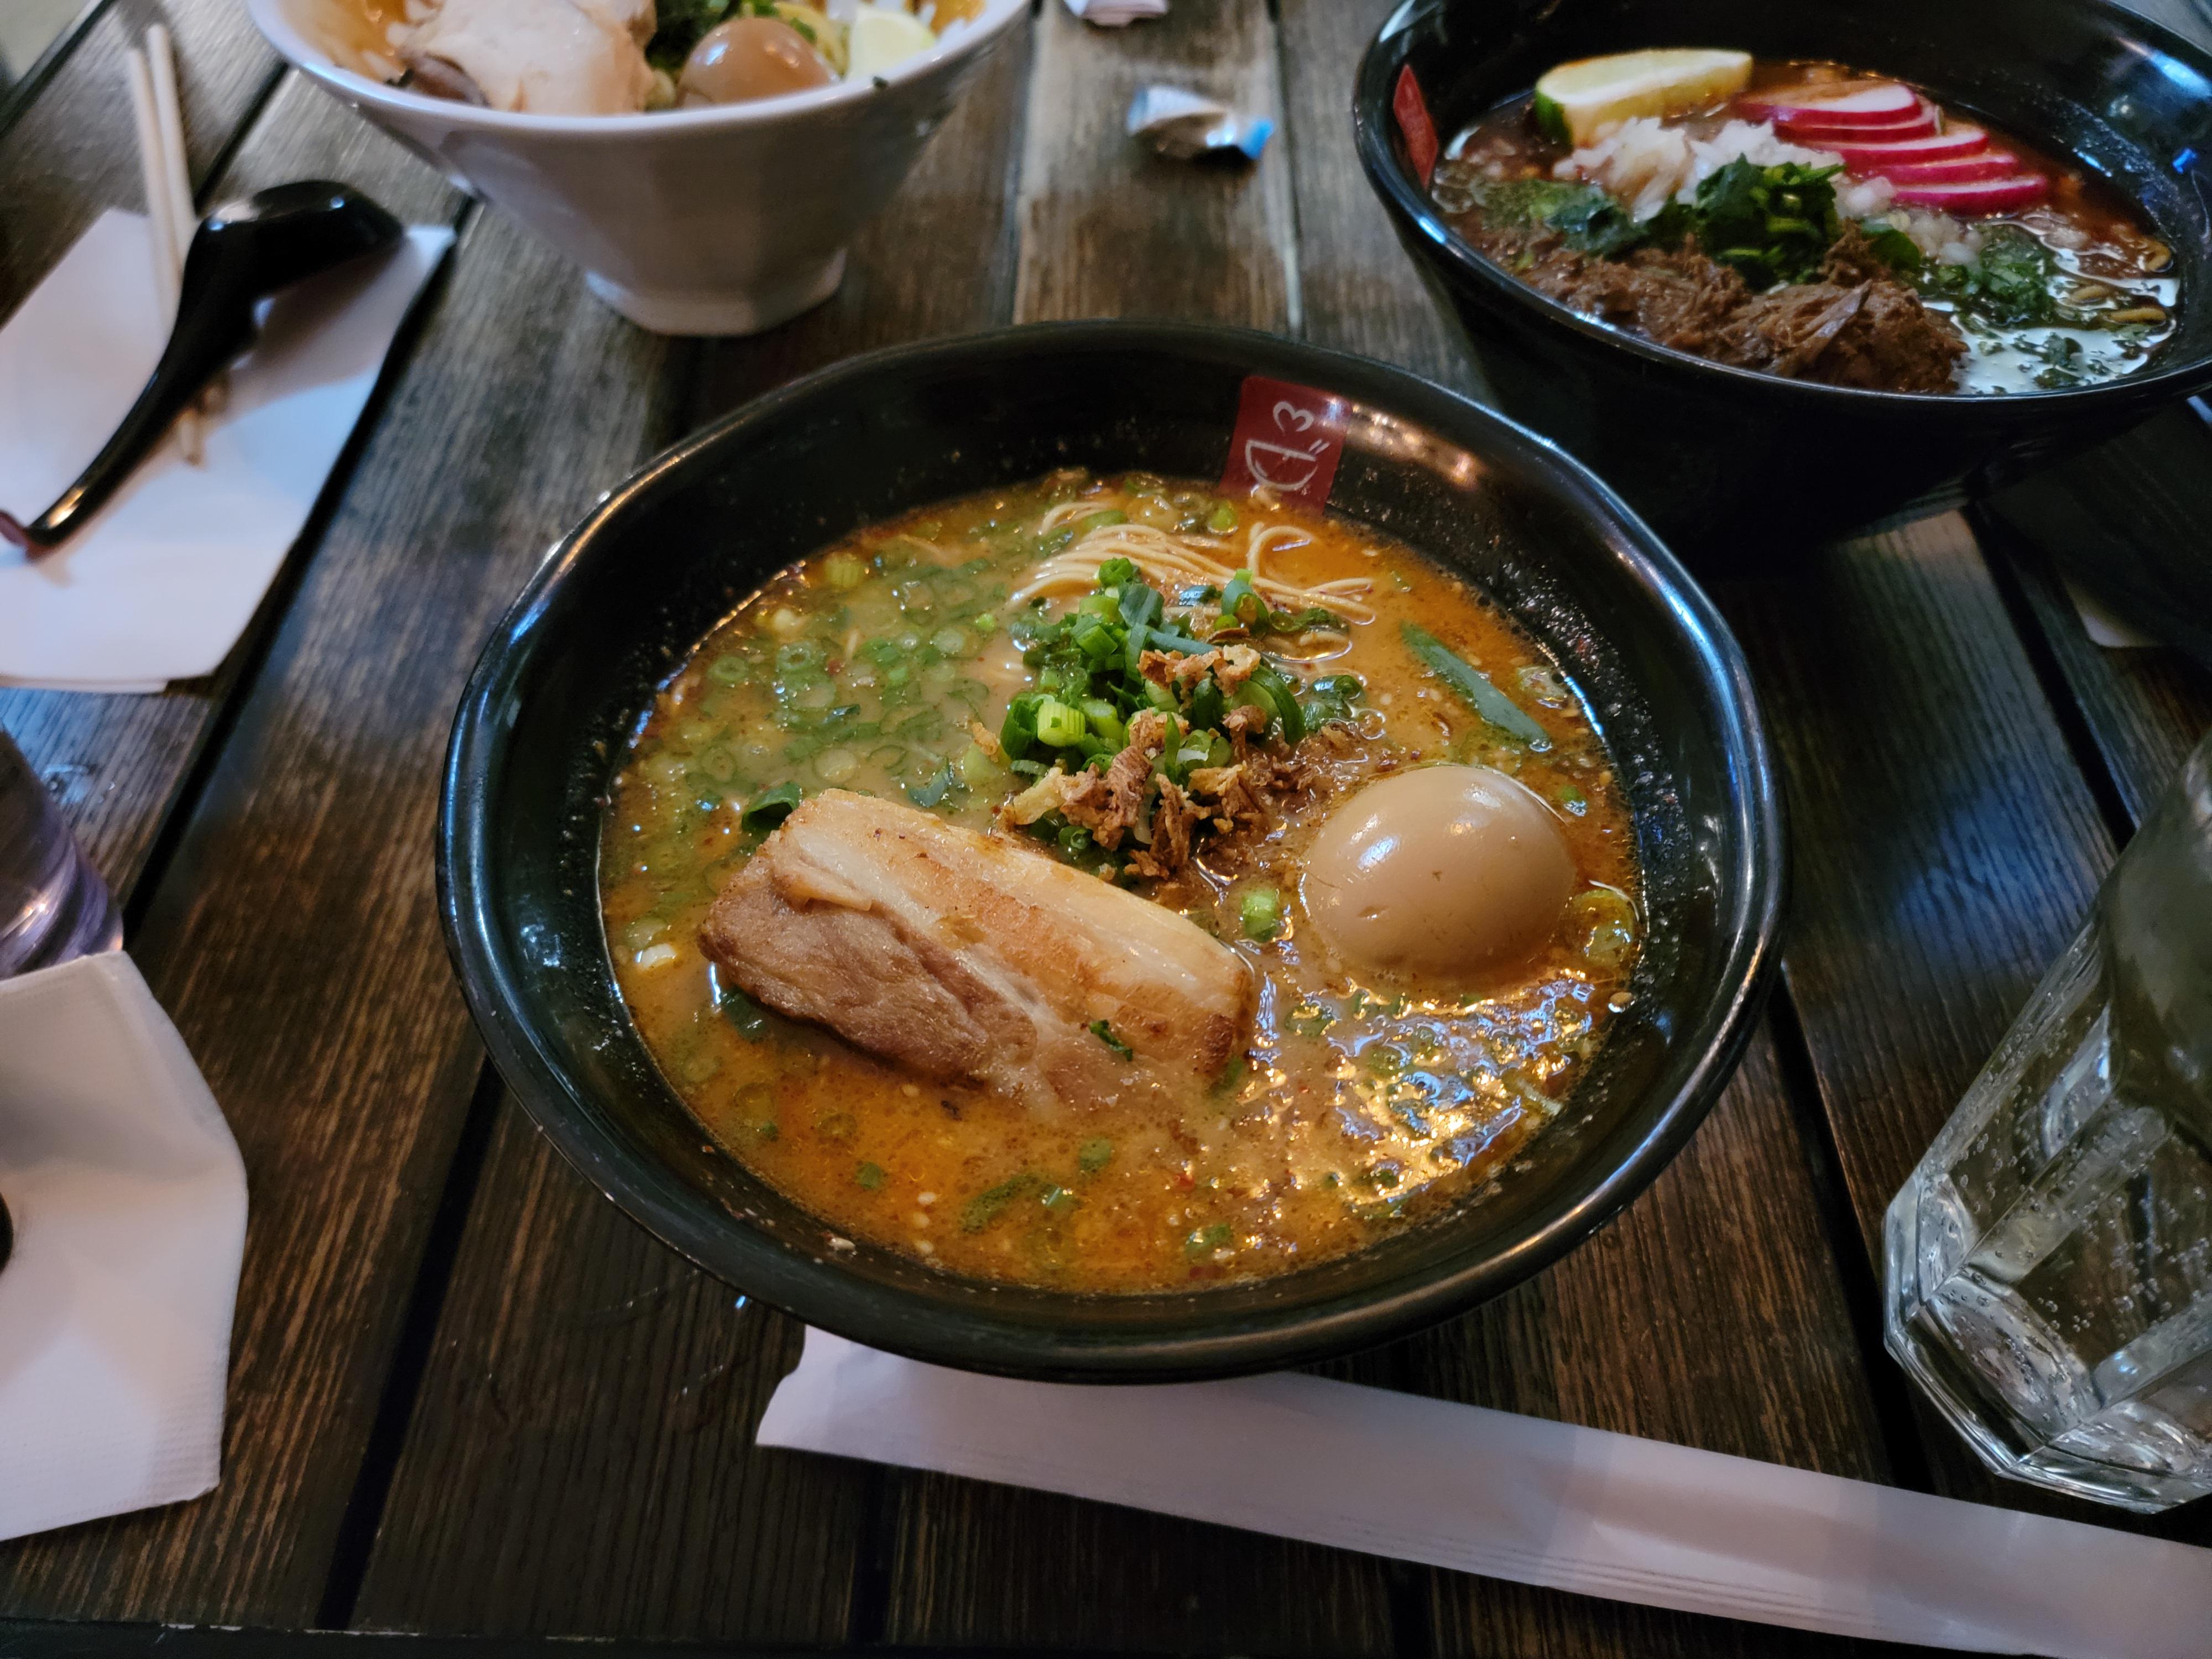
left=601, top=474, right=1640, bottom=1291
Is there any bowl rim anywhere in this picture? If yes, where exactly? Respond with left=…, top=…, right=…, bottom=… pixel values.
left=437, top=319, right=1788, bottom=1380
left=246, top=0, right=1030, bottom=137
left=1352, top=0, right=2212, bottom=413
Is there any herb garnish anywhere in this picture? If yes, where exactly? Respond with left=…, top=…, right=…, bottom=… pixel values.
left=1089, top=1019, right=1135, bottom=1061
left=1650, top=159, right=1842, bottom=289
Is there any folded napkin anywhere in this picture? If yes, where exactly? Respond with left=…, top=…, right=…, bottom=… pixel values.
left=1063, top=0, right=1168, bottom=26
left=760, top=1330, right=2212, bottom=1659
left=0, top=951, right=247, bottom=1542
left=0, top=210, right=453, bottom=692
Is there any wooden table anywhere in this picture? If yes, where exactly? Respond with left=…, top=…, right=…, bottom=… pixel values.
left=4, top=3, right=2209, bottom=1653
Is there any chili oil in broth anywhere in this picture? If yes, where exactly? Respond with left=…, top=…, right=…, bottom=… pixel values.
left=600, top=472, right=1640, bottom=1291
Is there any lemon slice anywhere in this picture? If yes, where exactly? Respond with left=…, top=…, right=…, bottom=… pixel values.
left=847, top=4, right=938, bottom=82
left=1533, top=49, right=1752, bottom=146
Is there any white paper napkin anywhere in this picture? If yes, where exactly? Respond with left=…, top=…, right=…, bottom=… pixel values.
left=760, top=1329, right=2212, bottom=1658
left=1063, top=0, right=1168, bottom=27
left=0, top=951, right=248, bottom=1542
left=0, top=210, right=454, bottom=692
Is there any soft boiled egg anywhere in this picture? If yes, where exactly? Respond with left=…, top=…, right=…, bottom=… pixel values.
left=1301, top=764, right=1575, bottom=987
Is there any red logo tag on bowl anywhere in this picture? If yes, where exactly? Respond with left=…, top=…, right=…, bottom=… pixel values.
left=1221, top=377, right=1348, bottom=508
left=1394, top=65, right=1438, bottom=187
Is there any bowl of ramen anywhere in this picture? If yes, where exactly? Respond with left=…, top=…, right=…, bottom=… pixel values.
left=1354, top=0, right=2212, bottom=551
left=439, top=321, right=1783, bottom=1379
left=249, top=0, right=1029, bottom=334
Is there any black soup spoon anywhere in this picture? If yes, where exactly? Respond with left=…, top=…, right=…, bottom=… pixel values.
left=0, top=1191, right=12, bottom=1277
left=1, top=180, right=404, bottom=557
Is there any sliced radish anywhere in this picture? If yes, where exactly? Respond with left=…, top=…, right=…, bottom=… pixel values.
left=1872, top=149, right=2019, bottom=184
left=1778, top=102, right=1938, bottom=143
left=1827, top=126, right=1990, bottom=170
left=1739, top=81, right=1920, bottom=125
left=1888, top=173, right=2049, bottom=211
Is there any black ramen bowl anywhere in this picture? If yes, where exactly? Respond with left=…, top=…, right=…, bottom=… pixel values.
left=1355, top=0, right=2212, bottom=553
left=440, top=322, right=1784, bottom=1381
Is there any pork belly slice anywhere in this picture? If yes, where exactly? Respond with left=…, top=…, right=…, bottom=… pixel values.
left=401, top=0, right=655, bottom=115
left=698, top=789, right=1254, bottom=1110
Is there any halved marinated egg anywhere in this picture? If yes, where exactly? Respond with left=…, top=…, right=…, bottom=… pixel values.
left=1301, top=764, right=1574, bottom=987
left=679, top=17, right=834, bottom=106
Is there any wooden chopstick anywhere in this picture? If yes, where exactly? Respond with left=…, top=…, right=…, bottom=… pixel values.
left=123, top=23, right=205, bottom=463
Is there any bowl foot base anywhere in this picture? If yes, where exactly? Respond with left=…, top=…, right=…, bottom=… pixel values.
left=586, top=252, right=846, bottom=337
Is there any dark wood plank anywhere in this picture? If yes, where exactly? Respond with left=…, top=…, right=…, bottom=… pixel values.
left=1709, top=513, right=2212, bottom=1545
left=1013, top=0, right=1291, bottom=328
left=347, top=32, right=1040, bottom=1642
left=1992, top=519, right=2212, bottom=827
left=875, top=7, right=1398, bottom=1652
left=1414, top=1030, right=1915, bottom=1659
left=1275, top=0, right=1476, bottom=389
left=1274, top=4, right=1918, bottom=1650
left=1718, top=514, right=2112, bottom=1258
left=348, top=1106, right=872, bottom=1642
left=2, top=72, right=465, bottom=902
left=0, top=0, right=278, bottom=318
left=0, top=176, right=676, bottom=1627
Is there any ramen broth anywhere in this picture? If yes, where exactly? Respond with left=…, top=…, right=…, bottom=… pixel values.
left=600, top=473, right=1640, bottom=1291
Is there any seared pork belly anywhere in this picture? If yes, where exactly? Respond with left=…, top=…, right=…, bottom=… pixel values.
left=402, top=0, right=656, bottom=114
left=698, top=790, right=1255, bottom=1110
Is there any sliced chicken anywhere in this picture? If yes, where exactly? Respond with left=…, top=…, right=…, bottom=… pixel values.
left=401, top=0, right=656, bottom=115
left=698, top=790, right=1254, bottom=1110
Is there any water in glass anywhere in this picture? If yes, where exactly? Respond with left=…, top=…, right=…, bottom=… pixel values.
left=0, top=726, right=121, bottom=978
left=1885, top=729, right=2212, bottom=1511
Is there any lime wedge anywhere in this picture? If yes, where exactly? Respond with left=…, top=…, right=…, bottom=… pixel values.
left=847, top=3, right=937, bottom=82
left=1533, top=49, right=1753, bottom=146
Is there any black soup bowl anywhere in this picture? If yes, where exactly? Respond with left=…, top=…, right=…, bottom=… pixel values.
left=440, top=322, right=1784, bottom=1381
left=1355, top=0, right=2212, bottom=553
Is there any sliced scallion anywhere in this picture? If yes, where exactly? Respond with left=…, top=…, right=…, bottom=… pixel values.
left=1401, top=623, right=1547, bottom=745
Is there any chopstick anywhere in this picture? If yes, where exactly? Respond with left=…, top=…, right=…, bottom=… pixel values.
left=123, top=21, right=207, bottom=464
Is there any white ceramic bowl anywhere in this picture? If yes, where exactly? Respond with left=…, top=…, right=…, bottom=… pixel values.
left=249, top=0, right=1029, bottom=335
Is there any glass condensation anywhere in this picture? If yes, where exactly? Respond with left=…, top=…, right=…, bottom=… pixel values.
left=1885, top=730, right=2212, bottom=1511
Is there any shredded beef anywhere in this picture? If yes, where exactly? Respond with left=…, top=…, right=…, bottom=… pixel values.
left=1466, top=221, right=1964, bottom=393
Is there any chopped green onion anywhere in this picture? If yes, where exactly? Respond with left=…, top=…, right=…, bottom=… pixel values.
left=739, top=781, right=803, bottom=831
left=707, top=654, right=748, bottom=686
left=823, top=553, right=868, bottom=590
left=1034, top=697, right=1087, bottom=747
left=1097, top=556, right=1139, bottom=586
left=1401, top=623, right=1547, bottom=745
left=1040, top=1184, right=1077, bottom=1215
left=855, top=1161, right=886, bottom=1191
left=1220, top=569, right=1266, bottom=629
left=1078, top=510, right=1127, bottom=533
left=1078, top=697, right=1125, bottom=748
left=1184, top=1222, right=1233, bottom=1260
left=906, top=763, right=959, bottom=809
left=1077, top=1137, right=1114, bottom=1174
left=1206, top=503, right=1238, bottom=533
left=957, top=743, right=1002, bottom=791
left=1089, top=1018, right=1135, bottom=1060
left=1240, top=886, right=1282, bottom=941
left=1000, top=693, right=1042, bottom=760
left=716, top=979, right=770, bottom=1040
left=961, top=1173, right=1036, bottom=1233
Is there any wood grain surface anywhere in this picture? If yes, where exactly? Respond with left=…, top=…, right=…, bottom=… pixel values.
left=346, top=28, right=1038, bottom=1642
left=3, top=0, right=2210, bottom=1648
left=1977, top=495, right=2212, bottom=827
left=2, top=72, right=465, bottom=904
left=0, top=45, right=675, bottom=1619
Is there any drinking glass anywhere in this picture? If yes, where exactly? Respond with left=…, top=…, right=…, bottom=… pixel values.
left=0, top=725, right=121, bottom=978
left=1885, top=727, right=2212, bottom=1511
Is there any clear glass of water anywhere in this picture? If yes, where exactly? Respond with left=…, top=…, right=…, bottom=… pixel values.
left=1885, top=727, right=2212, bottom=1512
left=0, top=724, right=122, bottom=979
